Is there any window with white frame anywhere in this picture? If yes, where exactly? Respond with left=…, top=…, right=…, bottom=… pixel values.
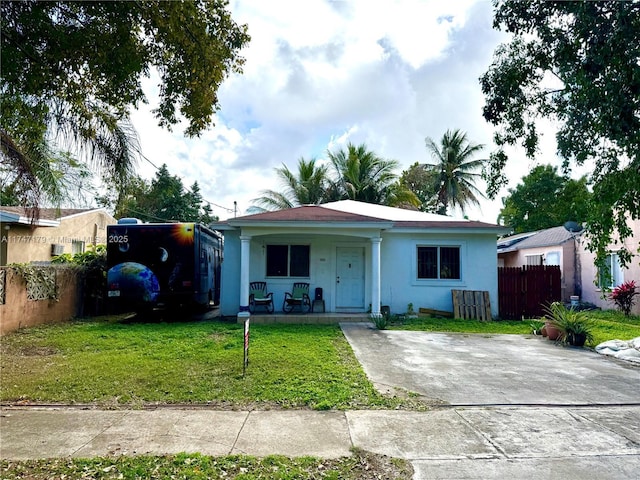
left=266, top=244, right=310, bottom=277
left=598, top=253, right=624, bottom=289
left=417, top=246, right=460, bottom=280
left=526, top=254, right=543, bottom=266
left=545, top=251, right=560, bottom=266
left=71, top=240, right=85, bottom=255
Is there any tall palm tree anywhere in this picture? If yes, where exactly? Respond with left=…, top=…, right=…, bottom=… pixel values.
left=423, top=129, right=486, bottom=215
left=327, top=142, right=418, bottom=207
left=250, top=157, right=330, bottom=212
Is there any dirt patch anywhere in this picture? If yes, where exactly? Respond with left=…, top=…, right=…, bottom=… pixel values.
left=346, top=448, right=414, bottom=479
left=1, top=345, right=59, bottom=357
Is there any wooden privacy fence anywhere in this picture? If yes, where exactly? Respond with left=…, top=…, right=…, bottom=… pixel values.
left=498, top=265, right=561, bottom=320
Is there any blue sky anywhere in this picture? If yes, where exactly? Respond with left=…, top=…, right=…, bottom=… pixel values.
left=128, top=0, right=570, bottom=222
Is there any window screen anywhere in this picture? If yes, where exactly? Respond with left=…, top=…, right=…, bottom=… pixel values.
left=266, top=245, right=310, bottom=277
left=417, top=246, right=460, bottom=280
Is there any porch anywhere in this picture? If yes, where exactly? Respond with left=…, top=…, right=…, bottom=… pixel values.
left=238, top=312, right=371, bottom=325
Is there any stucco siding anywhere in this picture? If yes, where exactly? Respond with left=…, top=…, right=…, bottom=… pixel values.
left=578, top=219, right=640, bottom=315
left=499, top=241, right=577, bottom=302
left=381, top=232, right=499, bottom=316
left=219, top=229, right=241, bottom=316
left=220, top=229, right=501, bottom=317
left=2, top=210, right=115, bottom=265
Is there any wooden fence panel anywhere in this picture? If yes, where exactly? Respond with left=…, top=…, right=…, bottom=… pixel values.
left=498, top=265, right=561, bottom=320
left=452, top=290, right=491, bottom=321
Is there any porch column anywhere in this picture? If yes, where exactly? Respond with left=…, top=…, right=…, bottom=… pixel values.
left=370, top=237, right=382, bottom=316
left=239, top=235, right=251, bottom=314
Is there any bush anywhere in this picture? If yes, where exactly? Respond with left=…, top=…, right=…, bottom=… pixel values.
left=51, top=245, right=107, bottom=315
left=544, top=302, right=594, bottom=346
left=609, top=280, right=638, bottom=316
left=372, top=310, right=392, bottom=330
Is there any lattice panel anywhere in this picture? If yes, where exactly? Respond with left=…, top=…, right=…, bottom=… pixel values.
left=27, top=268, right=56, bottom=301
left=0, top=269, right=5, bottom=305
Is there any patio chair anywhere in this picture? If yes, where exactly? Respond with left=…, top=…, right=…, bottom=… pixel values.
left=249, top=281, right=274, bottom=313
left=283, top=282, right=311, bottom=313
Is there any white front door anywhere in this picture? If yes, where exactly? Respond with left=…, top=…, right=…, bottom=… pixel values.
left=336, top=246, right=365, bottom=310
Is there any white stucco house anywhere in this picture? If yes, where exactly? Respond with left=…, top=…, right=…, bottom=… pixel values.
left=212, top=200, right=508, bottom=318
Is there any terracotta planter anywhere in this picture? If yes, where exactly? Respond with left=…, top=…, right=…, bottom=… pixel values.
left=541, top=325, right=548, bottom=337
left=545, top=321, right=562, bottom=341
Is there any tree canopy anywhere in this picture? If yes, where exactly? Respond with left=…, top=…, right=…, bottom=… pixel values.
left=498, top=165, right=592, bottom=233
left=327, top=143, right=418, bottom=207
left=97, top=164, right=215, bottom=224
left=480, top=0, right=640, bottom=264
left=1, top=0, right=250, bottom=211
left=250, top=158, right=330, bottom=212
left=249, top=144, right=419, bottom=212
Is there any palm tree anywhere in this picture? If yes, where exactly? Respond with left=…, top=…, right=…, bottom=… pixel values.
left=327, top=143, right=418, bottom=207
left=423, top=129, right=486, bottom=215
left=250, top=157, right=330, bottom=212
left=1, top=98, right=139, bottom=218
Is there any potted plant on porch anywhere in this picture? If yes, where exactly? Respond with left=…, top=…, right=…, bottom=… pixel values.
left=543, top=302, right=594, bottom=347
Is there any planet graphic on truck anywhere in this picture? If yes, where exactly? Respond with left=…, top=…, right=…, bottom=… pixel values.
left=107, top=262, right=160, bottom=304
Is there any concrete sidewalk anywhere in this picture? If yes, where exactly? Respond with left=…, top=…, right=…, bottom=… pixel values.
left=2, top=405, right=640, bottom=479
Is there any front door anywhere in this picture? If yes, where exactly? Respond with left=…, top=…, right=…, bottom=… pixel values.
left=336, top=246, right=365, bottom=311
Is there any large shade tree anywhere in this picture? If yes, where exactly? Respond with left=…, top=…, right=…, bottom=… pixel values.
left=480, top=0, right=640, bottom=265
left=327, top=143, right=418, bottom=207
left=250, top=158, right=330, bottom=212
left=498, top=165, right=592, bottom=233
left=98, top=164, right=215, bottom=224
left=423, top=129, right=486, bottom=216
left=1, top=0, right=250, bottom=213
left=399, top=162, right=438, bottom=213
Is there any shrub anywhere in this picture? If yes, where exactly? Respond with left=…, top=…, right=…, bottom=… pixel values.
left=544, top=302, right=594, bottom=346
left=609, top=280, right=638, bottom=316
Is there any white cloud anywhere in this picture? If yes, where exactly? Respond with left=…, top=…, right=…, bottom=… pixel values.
left=122, top=0, right=566, bottom=224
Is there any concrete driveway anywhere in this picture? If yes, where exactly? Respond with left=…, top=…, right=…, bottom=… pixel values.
left=340, top=323, right=640, bottom=478
left=340, top=323, right=640, bottom=405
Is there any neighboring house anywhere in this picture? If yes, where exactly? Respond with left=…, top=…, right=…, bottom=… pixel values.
left=212, top=200, right=508, bottom=318
left=497, top=226, right=582, bottom=302
left=0, top=207, right=116, bottom=265
left=578, top=217, right=640, bottom=315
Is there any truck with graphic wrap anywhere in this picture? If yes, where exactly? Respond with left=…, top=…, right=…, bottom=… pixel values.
left=106, top=220, right=222, bottom=312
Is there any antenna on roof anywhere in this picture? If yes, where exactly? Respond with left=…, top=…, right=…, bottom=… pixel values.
left=563, top=221, right=583, bottom=233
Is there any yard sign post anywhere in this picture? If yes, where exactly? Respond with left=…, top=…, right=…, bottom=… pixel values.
left=243, top=316, right=250, bottom=376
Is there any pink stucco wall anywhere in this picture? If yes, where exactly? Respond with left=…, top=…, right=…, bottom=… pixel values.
left=0, top=267, right=80, bottom=336
left=499, top=240, right=577, bottom=302
left=578, top=218, right=640, bottom=315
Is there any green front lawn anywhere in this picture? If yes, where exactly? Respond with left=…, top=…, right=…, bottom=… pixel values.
left=390, top=309, right=640, bottom=347
left=2, top=309, right=637, bottom=409
left=0, top=316, right=405, bottom=410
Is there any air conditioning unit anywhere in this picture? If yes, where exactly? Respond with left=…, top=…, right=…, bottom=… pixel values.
left=51, top=244, right=65, bottom=256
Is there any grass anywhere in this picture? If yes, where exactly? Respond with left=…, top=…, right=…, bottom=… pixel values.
left=390, top=316, right=532, bottom=335
left=2, top=309, right=638, bottom=408
left=0, top=315, right=410, bottom=410
left=0, top=450, right=414, bottom=479
left=389, top=309, right=640, bottom=347
left=582, top=309, right=640, bottom=346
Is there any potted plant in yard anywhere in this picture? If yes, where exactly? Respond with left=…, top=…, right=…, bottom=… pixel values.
left=543, top=302, right=594, bottom=347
